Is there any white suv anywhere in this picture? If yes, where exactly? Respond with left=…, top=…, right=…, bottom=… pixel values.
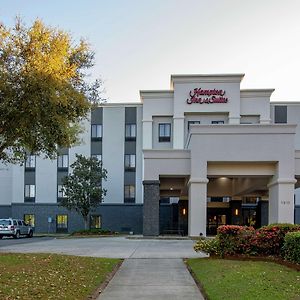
left=0, top=218, right=33, bottom=239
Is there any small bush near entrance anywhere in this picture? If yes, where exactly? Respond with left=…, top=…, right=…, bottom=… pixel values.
left=282, top=231, right=300, bottom=264
left=71, top=228, right=118, bottom=236
left=194, top=223, right=300, bottom=258
left=194, top=238, right=220, bottom=256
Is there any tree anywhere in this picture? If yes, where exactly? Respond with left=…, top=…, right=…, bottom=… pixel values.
left=61, top=154, right=107, bottom=229
left=0, top=18, right=103, bottom=163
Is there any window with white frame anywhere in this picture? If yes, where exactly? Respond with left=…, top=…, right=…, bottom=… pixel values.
left=124, top=185, right=135, bottom=203
left=57, top=185, right=66, bottom=198
left=25, top=155, right=36, bottom=168
left=25, top=185, right=35, bottom=198
left=91, top=124, right=102, bottom=139
left=125, top=124, right=136, bottom=140
left=159, top=123, right=171, bottom=142
left=57, top=154, right=68, bottom=169
left=125, top=154, right=135, bottom=170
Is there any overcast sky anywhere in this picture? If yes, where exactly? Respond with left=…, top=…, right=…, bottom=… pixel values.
left=1, top=0, right=300, bottom=102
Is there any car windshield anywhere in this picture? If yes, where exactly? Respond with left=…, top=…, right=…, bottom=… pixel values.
left=0, top=219, right=11, bottom=226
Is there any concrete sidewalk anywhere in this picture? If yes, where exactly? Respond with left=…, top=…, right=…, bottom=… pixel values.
left=98, top=258, right=204, bottom=300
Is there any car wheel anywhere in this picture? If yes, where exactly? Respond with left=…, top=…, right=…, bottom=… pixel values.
left=27, top=231, right=33, bottom=238
left=13, top=231, right=20, bottom=239
left=0, top=235, right=3, bottom=239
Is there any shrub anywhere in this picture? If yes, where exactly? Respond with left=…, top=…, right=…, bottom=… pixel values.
left=252, top=224, right=300, bottom=256
left=71, top=228, right=116, bottom=236
left=282, top=232, right=300, bottom=264
left=217, top=225, right=255, bottom=256
left=194, top=238, right=220, bottom=256
left=211, top=224, right=300, bottom=257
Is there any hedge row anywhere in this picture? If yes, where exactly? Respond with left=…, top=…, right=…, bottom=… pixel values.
left=194, top=224, right=300, bottom=263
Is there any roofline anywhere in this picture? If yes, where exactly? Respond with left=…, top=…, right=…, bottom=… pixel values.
left=171, top=73, right=245, bottom=87
left=240, top=89, right=275, bottom=98
left=97, top=102, right=142, bottom=107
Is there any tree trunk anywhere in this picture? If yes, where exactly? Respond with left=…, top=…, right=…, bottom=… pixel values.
left=83, top=216, right=88, bottom=230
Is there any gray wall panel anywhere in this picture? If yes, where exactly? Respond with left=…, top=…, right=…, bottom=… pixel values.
left=91, top=107, right=103, bottom=123
left=125, top=141, right=136, bottom=154
left=124, top=172, right=136, bottom=185
left=91, top=141, right=102, bottom=155
left=0, top=205, right=12, bottom=218
left=24, top=171, right=35, bottom=185
left=125, top=107, right=137, bottom=123
left=11, top=203, right=143, bottom=234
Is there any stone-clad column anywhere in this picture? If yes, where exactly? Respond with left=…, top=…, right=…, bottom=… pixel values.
left=143, top=180, right=160, bottom=236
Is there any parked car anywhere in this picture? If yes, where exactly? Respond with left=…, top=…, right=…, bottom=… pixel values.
left=0, top=218, right=33, bottom=239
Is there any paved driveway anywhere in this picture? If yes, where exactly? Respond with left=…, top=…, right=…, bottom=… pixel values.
left=0, top=236, right=53, bottom=247
left=0, top=237, right=206, bottom=259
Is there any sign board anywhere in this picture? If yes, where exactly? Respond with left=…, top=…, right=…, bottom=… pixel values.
left=186, top=88, right=228, bottom=104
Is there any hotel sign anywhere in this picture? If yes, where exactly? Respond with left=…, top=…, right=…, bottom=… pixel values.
left=186, top=88, right=228, bottom=104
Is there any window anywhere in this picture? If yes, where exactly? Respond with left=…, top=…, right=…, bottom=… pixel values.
left=125, top=124, right=136, bottom=141
left=57, top=154, right=68, bottom=169
left=90, top=215, right=101, bottom=229
left=57, top=185, right=66, bottom=198
left=91, top=124, right=102, bottom=139
left=159, top=123, right=171, bottom=142
left=91, top=154, right=102, bottom=161
left=124, top=185, right=135, bottom=203
left=56, top=215, right=68, bottom=233
left=211, top=121, right=224, bottom=124
left=125, top=154, right=135, bottom=171
left=24, top=214, right=35, bottom=227
left=188, top=121, right=201, bottom=130
left=25, top=155, right=36, bottom=169
left=25, top=185, right=35, bottom=198
left=274, top=106, right=287, bottom=124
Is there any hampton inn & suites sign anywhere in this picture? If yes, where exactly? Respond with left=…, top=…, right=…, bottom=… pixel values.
left=186, top=88, right=228, bottom=104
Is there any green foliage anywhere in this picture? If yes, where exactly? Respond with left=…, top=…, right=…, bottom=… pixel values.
left=187, top=258, right=300, bottom=300
left=282, top=231, right=300, bottom=264
left=60, top=154, right=107, bottom=229
left=71, top=228, right=117, bottom=236
left=0, top=18, right=104, bottom=163
left=205, top=224, right=300, bottom=258
left=194, top=238, right=220, bottom=256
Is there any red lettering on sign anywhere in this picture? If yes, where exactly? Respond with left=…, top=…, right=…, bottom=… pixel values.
left=186, top=88, right=228, bottom=104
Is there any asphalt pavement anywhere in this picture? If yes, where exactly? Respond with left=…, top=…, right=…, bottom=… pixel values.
left=0, top=236, right=54, bottom=247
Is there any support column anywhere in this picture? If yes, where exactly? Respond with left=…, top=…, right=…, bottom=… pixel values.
left=173, top=117, right=185, bottom=149
left=188, top=178, right=208, bottom=237
left=142, top=120, right=153, bottom=149
left=143, top=180, right=160, bottom=236
left=268, top=179, right=296, bottom=224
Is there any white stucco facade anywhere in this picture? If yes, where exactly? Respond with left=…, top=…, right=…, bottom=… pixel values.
left=1, top=73, right=300, bottom=235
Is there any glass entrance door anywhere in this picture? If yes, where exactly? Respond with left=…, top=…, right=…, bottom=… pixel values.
left=207, top=213, right=227, bottom=235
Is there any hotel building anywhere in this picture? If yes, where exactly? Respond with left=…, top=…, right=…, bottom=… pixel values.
left=1, top=73, right=300, bottom=236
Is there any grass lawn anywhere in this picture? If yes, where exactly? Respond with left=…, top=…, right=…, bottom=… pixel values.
left=0, top=253, right=121, bottom=300
left=187, top=258, right=300, bottom=300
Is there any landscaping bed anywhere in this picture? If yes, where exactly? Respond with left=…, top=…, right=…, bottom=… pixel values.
left=187, top=258, right=300, bottom=300
left=70, top=229, right=119, bottom=237
left=0, top=253, right=121, bottom=300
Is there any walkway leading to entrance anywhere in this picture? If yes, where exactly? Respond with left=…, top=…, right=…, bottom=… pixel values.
left=0, top=237, right=206, bottom=299
left=98, top=258, right=204, bottom=300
